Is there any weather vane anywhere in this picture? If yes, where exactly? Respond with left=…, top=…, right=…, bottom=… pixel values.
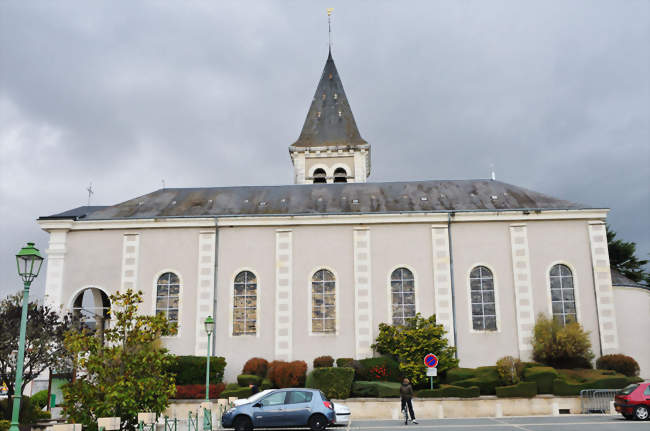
left=86, top=182, right=94, bottom=206
left=327, top=8, right=334, bottom=50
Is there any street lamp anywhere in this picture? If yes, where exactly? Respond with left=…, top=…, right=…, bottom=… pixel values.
left=204, top=316, right=215, bottom=401
left=10, top=242, right=44, bottom=431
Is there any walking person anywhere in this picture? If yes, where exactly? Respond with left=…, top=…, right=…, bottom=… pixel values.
left=400, top=378, right=418, bottom=424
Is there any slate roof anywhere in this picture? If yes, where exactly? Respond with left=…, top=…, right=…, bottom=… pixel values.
left=40, top=180, right=595, bottom=221
left=610, top=267, right=650, bottom=290
left=291, top=50, right=367, bottom=149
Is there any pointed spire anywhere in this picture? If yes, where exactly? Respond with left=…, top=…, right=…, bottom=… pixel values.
left=292, top=51, right=367, bottom=149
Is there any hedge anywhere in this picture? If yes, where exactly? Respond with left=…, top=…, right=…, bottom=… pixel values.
left=417, top=385, right=480, bottom=398
left=552, top=376, right=637, bottom=396
left=267, top=360, right=308, bottom=388
left=351, top=381, right=402, bottom=398
left=523, top=367, right=559, bottom=394
left=313, top=356, right=335, bottom=368
left=496, top=381, right=537, bottom=398
left=357, top=357, right=401, bottom=382
left=168, top=356, right=226, bottom=385
left=220, top=386, right=253, bottom=399
left=260, top=378, right=273, bottom=390
left=242, top=358, right=269, bottom=377
left=30, top=390, right=49, bottom=409
left=596, top=354, right=640, bottom=377
left=336, top=358, right=356, bottom=368
left=237, top=374, right=263, bottom=387
left=445, top=368, right=476, bottom=383
left=173, top=383, right=225, bottom=399
left=306, top=367, right=355, bottom=399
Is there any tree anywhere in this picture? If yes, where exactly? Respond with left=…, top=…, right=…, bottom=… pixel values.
left=0, top=294, right=71, bottom=400
left=372, top=313, right=458, bottom=387
left=607, top=225, right=649, bottom=285
left=62, top=289, right=177, bottom=431
left=531, top=313, right=594, bottom=369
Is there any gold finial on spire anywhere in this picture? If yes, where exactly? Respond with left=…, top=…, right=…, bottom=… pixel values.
left=327, top=8, right=334, bottom=50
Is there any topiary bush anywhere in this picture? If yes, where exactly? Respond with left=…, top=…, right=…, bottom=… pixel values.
left=267, top=360, right=308, bottom=388
left=306, top=367, right=355, bottom=399
left=552, top=375, right=637, bottom=396
left=30, top=390, right=49, bottom=410
left=351, top=381, right=402, bottom=398
left=237, top=374, right=263, bottom=387
left=313, top=356, right=335, bottom=368
left=357, top=357, right=401, bottom=382
left=173, top=383, right=225, bottom=399
left=596, top=354, right=640, bottom=377
left=260, top=378, right=273, bottom=390
left=496, top=356, right=524, bottom=385
left=417, top=385, right=480, bottom=398
left=167, top=356, right=226, bottom=385
left=452, top=366, right=500, bottom=395
left=336, top=358, right=355, bottom=368
left=496, top=381, right=537, bottom=398
left=220, top=386, right=252, bottom=399
left=531, top=314, right=594, bottom=369
left=242, top=357, right=269, bottom=378
left=522, top=366, right=559, bottom=394
left=445, top=368, right=476, bottom=383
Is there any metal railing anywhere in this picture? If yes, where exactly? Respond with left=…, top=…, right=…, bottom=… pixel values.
left=580, top=389, right=618, bottom=414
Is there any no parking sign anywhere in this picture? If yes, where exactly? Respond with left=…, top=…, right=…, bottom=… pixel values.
left=424, top=353, right=438, bottom=368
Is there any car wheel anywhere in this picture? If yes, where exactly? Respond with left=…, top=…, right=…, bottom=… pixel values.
left=634, top=405, right=649, bottom=421
left=233, top=415, right=253, bottom=431
left=308, top=413, right=328, bottom=431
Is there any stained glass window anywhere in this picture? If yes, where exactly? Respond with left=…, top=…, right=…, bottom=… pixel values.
left=550, top=264, right=576, bottom=325
left=233, top=271, right=257, bottom=335
left=470, top=266, right=497, bottom=331
left=312, top=269, right=336, bottom=333
left=156, top=272, right=180, bottom=327
left=391, top=268, right=415, bottom=325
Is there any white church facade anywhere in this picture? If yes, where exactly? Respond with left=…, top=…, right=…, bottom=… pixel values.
left=38, top=50, right=650, bottom=380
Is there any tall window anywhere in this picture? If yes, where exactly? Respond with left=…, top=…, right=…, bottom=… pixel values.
left=233, top=271, right=257, bottom=335
left=311, top=269, right=336, bottom=333
left=156, top=272, right=180, bottom=326
left=333, top=167, right=348, bottom=183
left=391, top=267, right=415, bottom=325
left=550, top=264, right=576, bottom=325
left=470, top=266, right=496, bottom=330
left=313, top=168, right=327, bottom=184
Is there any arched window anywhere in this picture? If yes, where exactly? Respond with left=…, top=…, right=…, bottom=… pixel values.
left=72, top=287, right=110, bottom=334
left=391, top=268, right=415, bottom=325
left=233, top=271, right=257, bottom=335
left=550, top=264, right=576, bottom=325
left=313, top=168, right=327, bottom=184
left=333, top=167, right=348, bottom=183
left=156, top=272, right=180, bottom=326
left=470, top=266, right=497, bottom=330
left=312, top=269, right=336, bottom=333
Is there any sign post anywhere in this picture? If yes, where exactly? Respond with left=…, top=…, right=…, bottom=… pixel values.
left=424, top=353, right=439, bottom=390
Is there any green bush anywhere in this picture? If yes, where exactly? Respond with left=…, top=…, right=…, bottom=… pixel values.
left=237, top=374, right=262, bottom=387
left=552, top=376, right=635, bottom=396
left=168, top=356, right=226, bottom=385
left=313, top=356, right=335, bottom=368
left=0, top=420, right=9, bottom=431
left=306, top=367, right=355, bottom=399
left=336, top=358, right=355, bottom=368
left=496, top=356, right=524, bottom=385
left=357, top=357, right=402, bottom=382
left=30, top=390, right=49, bottom=409
left=220, top=386, right=253, bottom=399
left=596, top=354, right=640, bottom=377
left=0, top=396, right=50, bottom=424
left=532, top=314, right=594, bottom=369
left=523, top=367, right=559, bottom=394
left=453, top=367, right=499, bottom=395
left=351, top=381, right=402, bottom=398
left=445, top=368, right=476, bottom=383
left=225, top=383, right=240, bottom=390
left=417, top=385, right=480, bottom=398
left=496, top=381, right=537, bottom=398
left=260, top=378, right=273, bottom=390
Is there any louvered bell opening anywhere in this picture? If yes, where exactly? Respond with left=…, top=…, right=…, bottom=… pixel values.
left=333, top=167, right=348, bottom=183
left=313, top=168, right=327, bottom=184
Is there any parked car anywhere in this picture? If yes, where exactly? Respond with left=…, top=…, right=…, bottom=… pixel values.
left=614, top=382, right=650, bottom=421
left=332, top=402, right=351, bottom=426
left=221, top=387, right=336, bottom=431
left=232, top=389, right=274, bottom=407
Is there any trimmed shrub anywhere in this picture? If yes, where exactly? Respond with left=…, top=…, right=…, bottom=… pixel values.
left=267, top=360, right=308, bottom=388
left=313, top=356, right=335, bottom=368
left=243, top=357, right=269, bottom=378
left=496, top=356, right=524, bottom=385
left=596, top=354, right=640, bottom=377
left=417, top=385, right=480, bottom=398
left=445, top=368, right=476, bottom=383
left=523, top=366, right=559, bottom=394
left=220, top=386, right=252, bottom=399
left=357, top=357, right=401, bottom=382
left=225, top=383, right=240, bottom=390
left=30, top=390, right=49, bottom=409
left=351, top=381, right=402, bottom=398
left=532, top=314, right=594, bottom=369
left=306, top=367, right=355, bottom=399
left=237, top=374, right=263, bottom=387
left=173, top=383, right=225, bottom=399
left=552, top=376, right=636, bottom=396
left=453, top=367, right=500, bottom=395
left=496, top=381, right=537, bottom=398
left=168, top=356, right=226, bottom=385
left=260, top=378, right=273, bottom=390
left=336, top=358, right=355, bottom=368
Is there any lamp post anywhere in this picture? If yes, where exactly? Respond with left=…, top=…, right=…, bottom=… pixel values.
left=10, top=242, right=44, bottom=431
left=204, top=316, right=215, bottom=401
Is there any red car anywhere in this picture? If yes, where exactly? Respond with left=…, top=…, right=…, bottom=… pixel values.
left=614, top=382, right=650, bottom=420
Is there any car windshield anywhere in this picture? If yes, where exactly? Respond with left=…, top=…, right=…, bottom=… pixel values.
left=618, top=384, right=639, bottom=395
left=247, top=389, right=273, bottom=404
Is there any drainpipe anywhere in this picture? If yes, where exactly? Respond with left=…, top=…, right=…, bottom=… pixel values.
left=212, top=222, right=220, bottom=356
left=447, top=212, right=459, bottom=359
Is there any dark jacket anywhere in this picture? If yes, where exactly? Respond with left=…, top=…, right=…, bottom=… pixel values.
left=400, top=383, right=414, bottom=399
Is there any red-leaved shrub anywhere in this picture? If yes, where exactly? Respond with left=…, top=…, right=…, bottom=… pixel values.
left=267, top=360, right=308, bottom=388
left=173, top=383, right=225, bottom=399
left=243, top=357, right=269, bottom=377
left=313, top=356, right=335, bottom=368
left=596, top=354, right=640, bottom=377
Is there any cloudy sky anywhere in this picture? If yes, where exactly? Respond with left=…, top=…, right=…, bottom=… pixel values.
left=1, top=1, right=648, bottom=299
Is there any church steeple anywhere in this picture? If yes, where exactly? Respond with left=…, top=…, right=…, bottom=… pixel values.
left=289, top=51, right=371, bottom=184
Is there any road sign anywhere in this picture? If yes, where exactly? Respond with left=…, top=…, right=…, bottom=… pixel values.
left=424, top=353, right=438, bottom=368
left=426, top=368, right=437, bottom=377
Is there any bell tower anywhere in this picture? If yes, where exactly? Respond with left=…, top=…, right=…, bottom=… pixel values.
left=289, top=50, right=370, bottom=184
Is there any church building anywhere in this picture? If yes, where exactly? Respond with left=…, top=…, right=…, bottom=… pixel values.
left=38, top=49, right=650, bottom=380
